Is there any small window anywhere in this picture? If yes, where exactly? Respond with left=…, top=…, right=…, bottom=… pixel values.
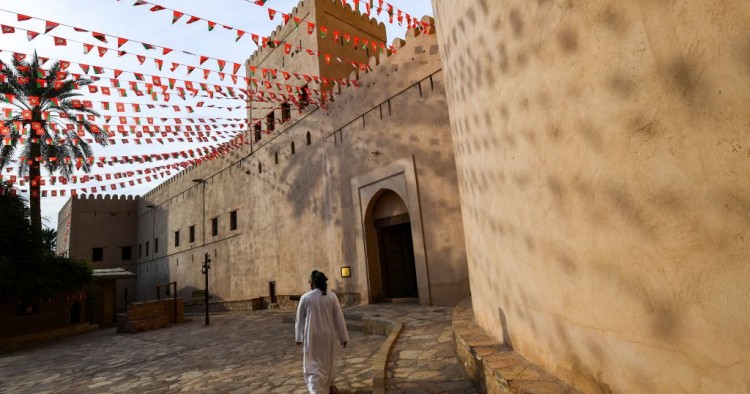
left=254, top=123, right=261, bottom=142
left=154, top=238, right=159, bottom=254
left=122, top=246, right=132, bottom=261
left=281, top=102, right=291, bottom=123
left=92, top=247, right=103, bottom=262
left=139, top=244, right=143, bottom=258
left=258, top=162, right=262, bottom=174
left=189, top=225, right=195, bottom=243
left=230, top=210, right=238, bottom=231
left=174, top=230, right=180, bottom=247
left=291, top=141, right=296, bottom=155
left=275, top=151, right=279, bottom=164
left=146, top=241, right=150, bottom=256
left=211, top=217, right=218, bottom=236
left=306, top=131, right=311, bottom=146
left=266, top=112, right=275, bottom=133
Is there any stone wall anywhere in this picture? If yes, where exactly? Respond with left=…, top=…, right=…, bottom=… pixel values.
left=136, top=25, right=469, bottom=306
left=117, top=297, right=185, bottom=333
left=0, top=290, right=88, bottom=338
left=433, top=0, right=750, bottom=392
left=57, top=194, right=139, bottom=307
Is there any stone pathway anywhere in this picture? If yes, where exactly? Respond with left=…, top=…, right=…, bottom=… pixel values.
left=0, top=305, right=479, bottom=393
left=0, top=311, right=382, bottom=394
left=345, top=305, right=477, bottom=394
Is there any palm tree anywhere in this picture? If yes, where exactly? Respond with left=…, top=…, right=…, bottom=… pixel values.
left=41, top=227, right=57, bottom=255
left=0, top=52, right=107, bottom=257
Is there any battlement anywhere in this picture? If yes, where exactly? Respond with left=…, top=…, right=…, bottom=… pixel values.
left=73, top=194, right=139, bottom=201
left=247, top=0, right=387, bottom=65
left=341, top=15, right=436, bottom=93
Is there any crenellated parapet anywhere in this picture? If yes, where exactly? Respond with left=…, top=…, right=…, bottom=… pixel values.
left=74, top=194, right=138, bottom=201
left=246, top=0, right=386, bottom=65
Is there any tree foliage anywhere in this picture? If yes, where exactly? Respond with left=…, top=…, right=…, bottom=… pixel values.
left=0, top=183, right=92, bottom=302
left=0, top=52, right=106, bottom=254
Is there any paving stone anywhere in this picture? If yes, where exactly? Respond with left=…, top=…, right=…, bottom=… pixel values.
left=0, top=312, right=383, bottom=393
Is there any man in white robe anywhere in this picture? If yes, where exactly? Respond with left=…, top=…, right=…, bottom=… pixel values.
left=296, top=271, right=349, bottom=394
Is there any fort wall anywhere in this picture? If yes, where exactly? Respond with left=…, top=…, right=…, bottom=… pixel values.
left=137, top=25, right=469, bottom=306
left=433, top=0, right=750, bottom=392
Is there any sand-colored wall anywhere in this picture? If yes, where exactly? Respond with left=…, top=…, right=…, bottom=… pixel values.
left=433, top=0, right=750, bottom=392
left=136, top=29, right=469, bottom=307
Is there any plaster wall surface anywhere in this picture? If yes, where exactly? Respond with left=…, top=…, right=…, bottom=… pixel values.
left=137, top=26, right=469, bottom=307
left=433, top=0, right=750, bottom=392
left=57, top=195, right=139, bottom=304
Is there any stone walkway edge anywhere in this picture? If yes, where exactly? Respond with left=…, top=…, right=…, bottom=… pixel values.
left=452, top=298, right=580, bottom=393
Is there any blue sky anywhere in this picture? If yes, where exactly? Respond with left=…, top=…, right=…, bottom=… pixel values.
left=0, top=0, right=434, bottom=229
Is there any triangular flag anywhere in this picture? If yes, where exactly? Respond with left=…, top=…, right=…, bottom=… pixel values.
left=268, top=9, right=277, bottom=20
left=92, top=31, right=107, bottom=43
left=17, top=14, right=32, bottom=21
left=117, top=37, right=128, bottom=48
left=45, top=21, right=59, bottom=33
left=26, top=31, right=40, bottom=41
left=186, top=16, right=200, bottom=24
left=172, top=11, right=183, bottom=24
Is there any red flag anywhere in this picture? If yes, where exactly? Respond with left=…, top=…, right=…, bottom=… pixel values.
left=236, top=30, right=245, bottom=42
left=97, top=47, right=108, bottom=57
left=53, top=36, right=67, bottom=46
left=45, top=21, right=59, bottom=33
left=117, top=37, right=128, bottom=48
left=17, top=14, right=32, bottom=21
left=1, top=25, right=15, bottom=34
left=26, top=31, right=40, bottom=41
left=92, top=31, right=107, bottom=43
left=172, top=11, right=183, bottom=24
left=186, top=16, right=200, bottom=24
left=268, top=9, right=276, bottom=20
left=162, top=47, right=173, bottom=55
left=307, top=22, right=315, bottom=35
left=199, top=56, right=208, bottom=65
left=136, top=55, right=146, bottom=64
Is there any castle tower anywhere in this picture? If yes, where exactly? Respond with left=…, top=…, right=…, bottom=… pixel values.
left=245, top=0, right=387, bottom=142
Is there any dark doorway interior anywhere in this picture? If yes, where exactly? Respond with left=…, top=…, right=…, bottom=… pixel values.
left=70, top=301, right=81, bottom=324
left=376, top=214, right=418, bottom=299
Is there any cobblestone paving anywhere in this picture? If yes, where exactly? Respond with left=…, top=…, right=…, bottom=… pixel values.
left=0, top=312, right=382, bottom=394
left=345, top=305, right=478, bottom=394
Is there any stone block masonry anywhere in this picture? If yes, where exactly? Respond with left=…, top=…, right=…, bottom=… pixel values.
left=117, top=298, right=185, bottom=333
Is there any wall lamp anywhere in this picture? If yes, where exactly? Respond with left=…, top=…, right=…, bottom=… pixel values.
left=341, top=266, right=351, bottom=278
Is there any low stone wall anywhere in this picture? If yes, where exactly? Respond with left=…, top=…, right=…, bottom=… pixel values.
left=185, top=293, right=361, bottom=315
left=452, top=298, right=579, bottom=393
left=0, top=290, right=88, bottom=338
left=117, top=298, right=185, bottom=333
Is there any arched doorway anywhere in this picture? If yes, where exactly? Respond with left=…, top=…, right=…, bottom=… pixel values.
left=368, top=190, right=418, bottom=301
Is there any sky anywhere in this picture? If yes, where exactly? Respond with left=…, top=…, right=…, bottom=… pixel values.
left=0, top=0, right=434, bottom=230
